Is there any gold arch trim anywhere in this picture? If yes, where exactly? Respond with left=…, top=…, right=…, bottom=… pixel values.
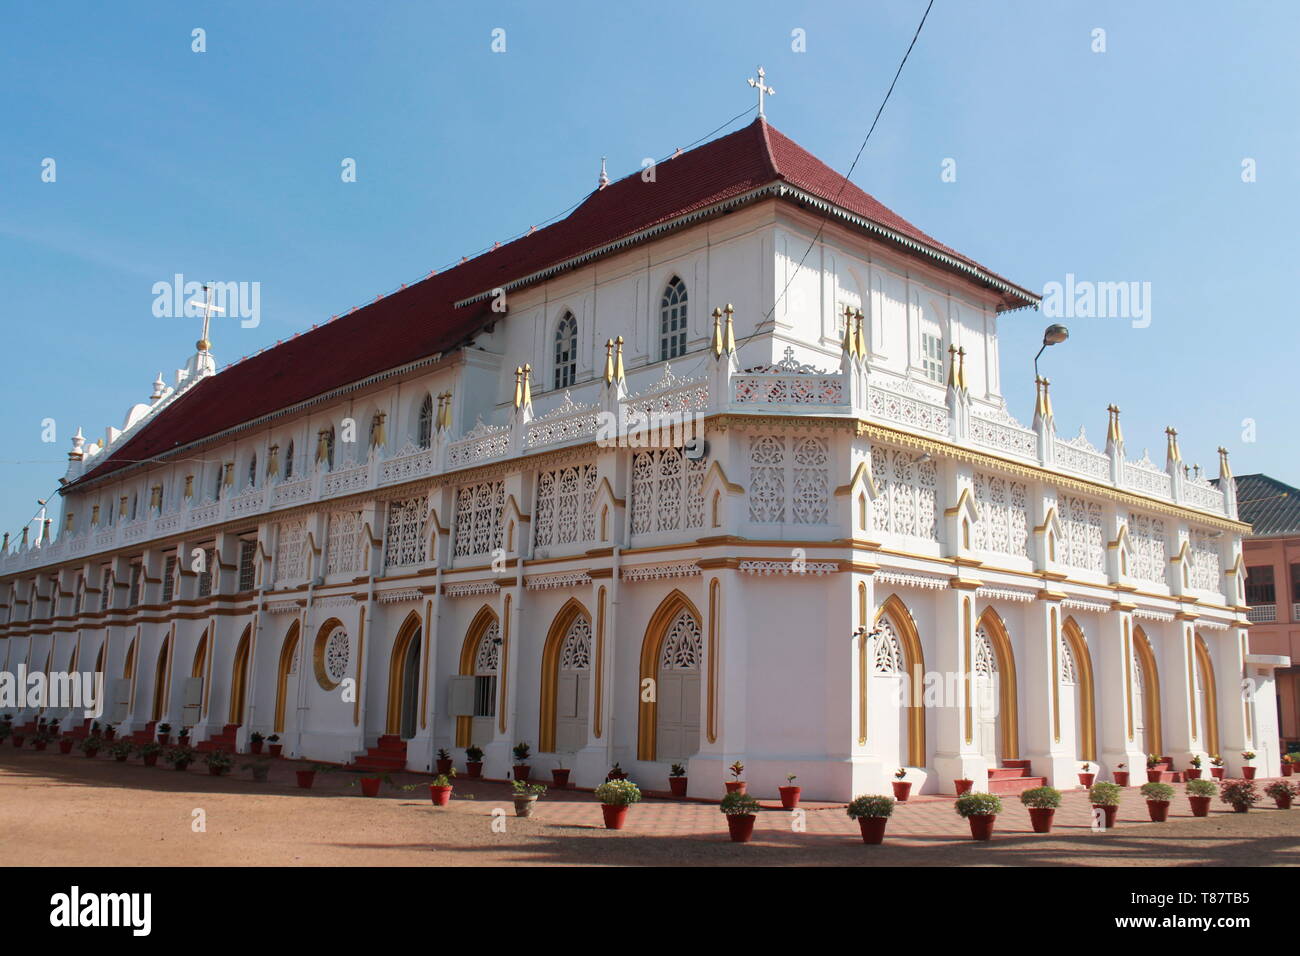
left=1062, top=616, right=1097, bottom=761
left=384, top=610, right=423, bottom=736
left=707, top=578, right=719, bottom=744
left=419, top=599, right=432, bottom=730
left=192, top=629, right=208, bottom=679
left=1050, top=608, right=1060, bottom=743
left=455, top=605, right=499, bottom=747
left=1123, top=617, right=1133, bottom=740
left=499, top=595, right=511, bottom=734
left=273, top=619, right=300, bottom=733
left=963, top=597, right=973, bottom=745
left=872, top=593, right=927, bottom=768
left=228, top=624, right=251, bottom=726
left=538, top=597, right=591, bottom=753
left=1194, top=633, right=1220, bottom=757
left=594, top=586, right=606, bottom=739
left=857, top=581, right=868, bottom=745
left=636, top=589, right=702, bottom=762
left=977, top=606, right=1020, bottom=760
left=1133, top=624, right=1163, bottom=755
left=151, top=632, right=171, bottom=722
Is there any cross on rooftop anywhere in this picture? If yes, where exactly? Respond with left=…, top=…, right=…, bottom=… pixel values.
left=187, top=283, right=225, bottom=353
left=748, top=66, right=774, bottom=118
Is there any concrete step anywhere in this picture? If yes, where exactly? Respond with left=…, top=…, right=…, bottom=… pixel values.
left=987, top=774, right=1047, bottom=795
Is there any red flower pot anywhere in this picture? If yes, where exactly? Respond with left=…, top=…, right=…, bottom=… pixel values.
left=1146, top=770, right=1162, bottom=783
left=435, top=758, right=453, bottom=775
left=1274, top=793, right=1293, bottom=810
left=1028, top=807, right=1055, bottom=833
left=464, top=761, right=483, bottom=778
left=967, top=814, right=996, bottom=841
left=58, top=739, right=74, bottom=754
left=551, top=768, right=571, bottom=788
left=512, top=764, right=531, bottom=781
left=1232, top=804, right=1249, bottom=813
left=143, top=753, right=159, bottom=767
left=209, top=765, right=226, bottom=776
left=1185, top=769, right=1201, bottom=780
left=857, top=817, right=888, bottom=844
left=1188, top=795, right=1211, bottom=817
left=724, top=781, right=747, bottom=794
left=269, top=744, right=283, bottom=758
left=11, top=736, right=23, bottom=748
left=1283, top=764, right=1294, bottom=777
left=668, top=776, right=688, bottom=797
left=892, top=781, right=912, bottom=802
left=726, top=814, right=757, bottom=843
left=250, top=741, right=264, bottom=755
left=1113, top=771, right=1130, bottom=786
left=104, top=729, right=116, bottom=741
left=1078, top=773, right=1095, bottom=787
left=359, top=776, right=381, bottom=797
left=1092, top=804, right=1119, bottom=828
left=84, top=748, right=99, bottom=759
left=601, top=804, right=628, bottom=830
left=178, top=737, right=190, bottom=747
left=1146, top=800, right=1170, bottom=822
left=33, top=740, right=47, bottom=751
left=778, top=786, right=801, bottom=810
left=429, top=784, right=453, bottom=807
left=954, top=778, right=974, bottom=795
left=173, top=761, right=191, bottom=771
left=1210, top=767, right=1224, bottom=779
left=295, top=770, right=315, bottom=789
left=1241, top=767, right=1256, bottom=780
left=157, top=735, right=170, bottom=746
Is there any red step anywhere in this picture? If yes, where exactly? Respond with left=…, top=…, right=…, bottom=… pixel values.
left=987, top=774, right=1047, bottom=795
left=349, top=736, right=408, bottom=772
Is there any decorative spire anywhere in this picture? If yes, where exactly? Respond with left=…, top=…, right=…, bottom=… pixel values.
left=522, top=364, right=533, bottom=411
left=605, top=338, right=616, bottom=382
left=150, top=373, right=166, bottom=402
left=957, top=347, right=967, bottom=390
left=1165, top=426, right=1181, bottom=463
left=68, top=428, right=85, bottom=462
left=513, top=367, right=523, bottom=409
left=598, top=156, right=609, bottom=190
left=747, top=66, right=774, bottom=118
left=614, top=336, right=626, bottom=384
left=1218, top=446, right=1232, bottom=480
left=1034, top=376, right=1054, bottom=419
left=947, top=345, right=959, bottom=389
left=713, top=309, right=725, bottom=359
left=723, top=304, right=736, bottom=355
left=1106, top=404, right=1123, bottom=444
left=840, top=306, right=855, bottom=358
left=853, top=309, right=866, bottom=360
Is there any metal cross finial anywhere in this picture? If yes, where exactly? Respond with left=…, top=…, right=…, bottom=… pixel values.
left=748, top=66, right=774, bottom=118
left=186, top=283, right=225, bottom=353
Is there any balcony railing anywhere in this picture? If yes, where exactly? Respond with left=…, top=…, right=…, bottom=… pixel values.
left=1247, top=604, right=1277, bottom=623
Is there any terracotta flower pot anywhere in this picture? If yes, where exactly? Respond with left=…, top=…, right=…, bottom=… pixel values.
left=58, top=739, right=74, bottom=754
left=157, top=734, right=170, bottom=746
left=34, top=740, right=47, bottom=751
left=726, top=814, right=757, bottom=843
left=724, top=781, right=747, bottom=794
left=1241, top=767, right=1256, bottom=780
left=250, top=741, right=264, bottom=755
left=143, top=753, right=159, bottom=767
left=601, top=804, right=629, bottom=830
left=857, top=817, right=888, bottom=844
left=429, top=784, right=453, bottom=807
left=1146, top=770, right=1162, bottom=783
left=1185, top=769, right=1201, bottom=780
left=1146, top=800, right=1170, bottom=822
left=967, top=814, right=996, bottom=841
left=104, top=729, right=116, bottom=742
left=512, top=764, right=531, bottom=781
left=295, top=770, right=315, bottom=789
left=1078, top=773, right=1095, bottom=787
left=668, top=776, right=688, bottom=797
left=954, top=778, right=974, bottom=795
left=1092, top=804, right=1119, bottom=828
left=778, top=786, right=801, bottom=810
left=84, top=747, right=99, bottom=759
left=173, top=761, right=191, bottom=772
left=1028, top=807, right=1055, bottom=833
left=892, top=781, right=912, bottom=802
left=551, top=768, right=571, bottom=788
left=359, top=776, right=381, bottom=797
left=435, top=758, right=453, bottom=775
left=1210, top=767, right=1224, bottom=779
left=1282, top=764, right=1294, bottom=777
left=606, top=771, right=628, bottom=781
left=1231, top=804, right=1249, bottom=813
left=11, top=736, right=23, bottom=748
left=514, top=795, right=539, bottom=818
left=269, top=744, right=283, bottom=758
left=209, top=765, right=226, bottom=776
left=464, top=761, right=483, bottom=779
left=178, top=737, right=191, bottom=747
left=1188, top=795, right=1211, bottom=817
left=1273, top=794, right=1293, bottom=809
left=1113, top=771, right=1130, bottom=786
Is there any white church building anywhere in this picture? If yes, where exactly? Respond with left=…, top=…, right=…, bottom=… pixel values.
left=0, top=114, right=1284, bottom=800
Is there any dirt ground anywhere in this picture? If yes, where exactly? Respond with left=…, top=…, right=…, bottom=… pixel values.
left=2, top=749, right=1297, bottom=866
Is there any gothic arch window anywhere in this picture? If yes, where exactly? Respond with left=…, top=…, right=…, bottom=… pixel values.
left=1058, top=633, right=1078, bottom=684
left=554, top=311, right=577, bottom=389
left=637, top=592, right=704, bottom=761
left=872, top=618, right=904, bottom=675
left=540, top=604, right=593, bottom=753
left=417, top=393, right=434, bottom=450
left=974, top=626, right=998, bottom=678
left=472, top=621, right=501, bottom=727
left=659, top=276, right=688, bottom=361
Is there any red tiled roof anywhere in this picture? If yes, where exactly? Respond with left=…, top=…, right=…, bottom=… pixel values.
left=70, top=118, right=1034, bottom=490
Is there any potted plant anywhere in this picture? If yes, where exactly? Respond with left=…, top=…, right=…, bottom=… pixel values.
left=1265, top=780, right=1295, bottom=809
left=511, top=741, right=532, bottom=781
left=249, top=731, right=265, bottom=755
left=1020, top=785, right=1062, bottom=833
left=953, top=778, right=974, bottom=795
left=242, top=758, right=271, bottom=782
left=1186, top=777, right=1216, bottom=816
left=1078, top=762, right=1095, bottom=787
left=165, top=745, right=196, bottom=771
left=108, top=739, right=133, bottom=762
left=594, top=779, right=641, bottom=829
left=1113, top=763, right=1130, bottom=787
left=1089, top=781, right=1123, bottom=828
left=725, top=760, right=746, bottom=794
left=178, top=727, right=192, bottom=746
left=512, top=779, right=546, bottom=817
left=429, top=769, right=455, bottom=806
left=157, top=723, right=172, bottom=746
left=1185, top=754, right=1202, bottom=780
left=668, top=763, right=688, bottom=798
left=204, top=750, right=233, bottom=776
left=33, top=728, right=55, bottom=752
left=79, top=735, right=103, bottom=759
left=551, top=761, right=570, bottom=788
left=137, top=740, right=162, bottom=767
left=891, top=767, right=912, bottom=802
left=267, top=734, right=283, bottom=758
left=58, top=735, right=75, bottom=754
left=296, top=763, right=331, bottom=789
left=1282, top=754, right=1296, bottom=778
left=435, top=748, right=454, bottom=775
left=1219, top=778, right=1258, bottom=813
left=464, top=744, right=484, bottom=778
left=1209, top=754, right=1225, bottom=779
left=605, top=762, right=628, bottom=781
left=351, top=769, right=393, bottom=797
left=955, top=792, right=1003, bottom=841
left=102, top=724, right=116, bottom=742
left=1140, top=781, right=1175, bottom=822
left=720, top=790, right=761, bottom=843
left=846, top=794, right=895, bottom=844
left=779, top=773, right=801, bottom=810
left=1145, top=753, right=1163, bottom=782
left=1240, top=751, right=1257, bottom=780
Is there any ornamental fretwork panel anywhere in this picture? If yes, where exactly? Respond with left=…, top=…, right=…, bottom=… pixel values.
left=1058, top=495, right=1104, bottom=574
left=454, top=480, right=505, bottom=558
left=1127, top=512, right=1167, bottom=585
left=659, top=610, right=702, bottom=670
left=972, top=472, right=1029, bottom=558
left=746, top=433, right=830, bottom=525
left=534, top=463, right=598, bottom=548
left=630, top=449, right=705, bottom=536
left=326, top=510, right=365, bottom=577
left=559, top=616, right=592, bottom=670
left=871, top=446, right=938, bottom=541
left=275, top=518, right=308, bottom=585
left=384, top=496, right=428, bottom=569
left=1188, top=530, right=1222, bottom=592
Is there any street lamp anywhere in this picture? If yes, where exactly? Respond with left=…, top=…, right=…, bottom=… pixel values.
left=1034, top=324, right=1069, bottom=379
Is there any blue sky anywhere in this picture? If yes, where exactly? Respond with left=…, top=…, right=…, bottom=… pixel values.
left=2, top=0, right=1297, bottom=540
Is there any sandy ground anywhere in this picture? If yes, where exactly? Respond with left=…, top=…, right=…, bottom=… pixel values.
left=1, top=749, right=1298, bottom=866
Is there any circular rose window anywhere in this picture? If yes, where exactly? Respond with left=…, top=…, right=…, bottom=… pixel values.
left=314, top=622, right=351, bottom=690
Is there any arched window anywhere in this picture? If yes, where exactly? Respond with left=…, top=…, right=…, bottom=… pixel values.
left=284, top=440, right=295, bottom=480
left=417, top=393, right=434, bottom=449
left=659, top=277, right=688, bottom=361
left=554, top=312, right=577, bottom=389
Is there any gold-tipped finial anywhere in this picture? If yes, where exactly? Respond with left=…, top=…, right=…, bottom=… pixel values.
left=724, top=304, right=736, bottom=355
left=853, top=309, right=866, bottom=359
left=605, top=339, right=616, bottom=383
left=1034, top=376, right=1054, bottom=418
left=522, top=364, right=533, bottom=410
left=957, top=347, right=967, bottom=390
left=841, top=306, right=855, bottom=357
left=713, top=308, right=725, bottom=358
left=614, top=336, right=625, bottom=384
left=513, top=367, right=523, bottom=409
left=1217, top=446, right=1232, bottom=479
left=947, top=345, right=959, bottom=388
left=1106, top=404, right=1124, bottom=444
left=1165, top=426, right=1181, bottom=463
